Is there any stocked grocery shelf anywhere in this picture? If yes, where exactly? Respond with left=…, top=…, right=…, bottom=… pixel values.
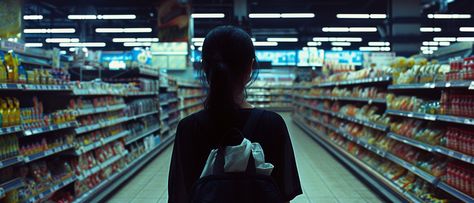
left=293, top=117, right=412, bottom=203
left=0, top=178, right=24, bottom=198
left=388, top=81, right=474, bottom=90
left=26, top=175, right=76, bottom=203
left=0, top=84, right=72, bottom=91
left=125, top=126, right=161, bottom=145
left=315, top=76, right=391, bottom=87
left=177, top=82, right=202, bottom=88
left=168, top=98, right=179, bottom=103
left=247, top=92, right=288, bottom=96
left=181, top=94, right=205, bottom=99
left=437, top=181, right=474, bottom=203
left=78, top=151, right=129, bottom=181
left=72, top=89, right=158, bottom=96
left=386, top=132, right=435, bottom=152
left=75, top=103, right=127, bottom=116
left=0, top=125, right=22, bottom=136
left=76, top=131, right=130, bottom=155
left=24, top=144, right=75, bottom=163
left=248, top=86, right=294, bottom=89
left=75, top=111, right=158, bottom=135
left=0, top=156, right=23, bottom=170
left=130, top=110, right=159, bottom=120
left=169, top=117, right=180, bottom=126
left=73, top=134, right=175, bottom=203
left=138, top=67, right=159, bottom=77
left=384, top=153, right=439, bottom=184
left=386, top=109, right=474, bottom=125
left=23, top=121, right=78, bottom=136
left=295, top=94, right=386, bottom=104
left=434, top=147, right=474, bottom=165
left=252, top=105, right=293, bottom=111
left=180, top=102, right=203, bottom=110
left=295, top=102, right=388, bottom=132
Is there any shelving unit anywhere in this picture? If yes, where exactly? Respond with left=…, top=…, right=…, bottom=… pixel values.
left=292, top=50, right=474, bottom=202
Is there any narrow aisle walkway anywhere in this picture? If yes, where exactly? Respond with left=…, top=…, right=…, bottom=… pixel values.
left=108, top=112, right=384, bottom=203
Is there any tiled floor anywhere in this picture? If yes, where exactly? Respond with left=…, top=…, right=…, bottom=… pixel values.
left=108, top=113, right=385, bottom=203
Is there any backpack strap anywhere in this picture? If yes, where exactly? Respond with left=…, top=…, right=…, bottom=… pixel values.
left=242, top=109, right=264, bottom=137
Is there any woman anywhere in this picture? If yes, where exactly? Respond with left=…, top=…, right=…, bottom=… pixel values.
left=168, top=25, right=302, bottom=202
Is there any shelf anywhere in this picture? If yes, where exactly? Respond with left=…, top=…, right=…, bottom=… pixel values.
left=384, top=153, right=439, bottom=184
left=387, top=133, right=435, bottom=152
left=293, top=117, right=411, bottom=203
left=298, top=94, right=386, bottom=104
left=316, top=76, right=391, bottom=87
left=72, top=134, right=175, bottom=203
left=0, top=156, right=23, bottom=170
left=72, top=90, right=158, bottom=96
left=293, top=85, right=312, bottom=89
left=248, top=86, right=294, bottom=89
left=386, top=109, right=474, bottom=126
left=0, top=125, right=22, bottom=136
left=180, top=102, right=202, bottom=110
left=178, top=82, right=202, bottom=88
left=434, top=147, right=474, bottom=165
left=23, top=121, right=78, bottom=136
left=124, top=92, right=159, bottom=96
left=130, top=110, right=159, bottom=120
left=76, top=104, right=127, bottom=116
left=169, top=117, right=180, bottom=126
left=26, top=175, right=76, bottom=203
left=0, top=178, right=24, bottom=198
left=125, top=126, right=161, bottom=145
left=182, top=94, right=205, bottom=99
left=168, top=108, right=180, bottom=114
left=24, top=144, right=74, bottom=163
left=247, top=93, right=288, bottom=96
left=138, top=67, right=159, bottom=77
left=75, top=117, right=128, bottom=135
left=437, top=181, right=474, bottom=203
left=78, top=151, right=128, bottom=181
left=168, top=98, right=179, bottom=103
left=252, top=105, right=293, bottom=111
left=388, top=81, right=474, bottom=90
left=22, top=84, right=72, bottom=91
left=76, top=131, right=130, bottom=155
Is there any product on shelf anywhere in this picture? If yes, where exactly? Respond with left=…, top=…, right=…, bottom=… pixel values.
left=20, top=133, right=74, bottom=156
left=69, top=96, right=125, bottom=110
left=21, top=97, right=76, bottom=129
left=0, top=134, right=19, bottom=160
left=444, top=126, right=474, bottom=156
left=124, top=98, right=160, bottom=117
left=440, top=90, right=474, bottom=118
left=0, top=97, right=21, bottom=127
left=390, top=119, right=444, bottom=145
left=445, top=162, right=474, bottom=196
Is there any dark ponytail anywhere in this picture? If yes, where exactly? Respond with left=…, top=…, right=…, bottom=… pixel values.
left=201, top=26, right=256, bottom=129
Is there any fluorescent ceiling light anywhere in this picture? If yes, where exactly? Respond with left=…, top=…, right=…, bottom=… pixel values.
left=124, top=42, right=152, bottom=47
left=24, top=28, right=76, bottom=33
left=370, top=14, right=387, bottom=19
left=194, top=42, right=204, bottom=47
left=322, top=27, right=377, bottom=32
left=457, top=37, right=474, bottom=42
left=24, top=43, right=43, bottom=47
left=68, top=15, right=96, bottom=20
left=191, top=13, right=225, bottom=18
left=46, top=38, right=80, bottom=43
left=433, top=37, right=456, bottom=41
left=152, top=51, right=188, bottom=55
left=422, top=50, right=434, bottom=54
left=100, top=15, right=136, bottom=19
left=331, top=47, right=343, bottom=51
left=420, top=27, right=442, bottom=32
left=192, top=37, right=205, bottom=42
left=427, top=14, right=471, bottom=19
left=267, top=37, right=298, bottom=42
left=307, top=42, right=322, bottom=46
left=422, top=41, right=438, bottom=46
left=253, top=41, right=278, bottom=46
left=59, top=42, right=106, bottom=47
left=439, top=41, right=450, bottom=46
left=368, top=42, right=390, bottom=46
left=312, top=37, right=362, bottom=42
left=359, top=46, right=390, bottom=51
left=460, top=27, right=474, bottom=32
left=23, top=15, right=43, bottom=20
left=95, top=28, right=152, bottom=33
left=249, top=13, right=281, bottom=18
left=280, top=13, right=315, bottom=18
left=113, top=38, right=158, bottom=42
left=60, top=50, right=67, bottom=55
left=331, top=42, right=351, bottom=46
left=336, top=14, right=386, bottom=19
left=420, top=46, right=438, bottom=51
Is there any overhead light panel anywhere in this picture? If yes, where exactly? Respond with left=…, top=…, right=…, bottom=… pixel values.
left=322, top=27, right=377, bottom=32
left=422, top=41, right=439, bottom=46
left=59, top=42, right=106, bottom=47
left=420, top=27, right=442, bottom=32
left=280, top=13, right=315, bottom=18
left=123, top=42, right=152, bottom=47
left=427, top=14, right=471, bottom=19
left=194, top=42, right=204, bottom=47
left=24, top=28, right=76, bottom=33
left=457, top=37, right=474, bottom=42
left=23, top=15, right=43, bottom=20
left=420, top=46, right=438, bottom=51
left=191, top=13, right=225, bottom=18
left=24, top=43, right=43, bottom=47
left=331, top=47, right=343, bottom=51
left=191, top=37, right=205, bottom=42
left=253, top=41, right=278, bottom=46
left=249, top=13, right=281, bottom=18
left=331, top=42, right=351, bottom=46
left=46, top=38, right=80, bottom=43
left=307, top=42, right=322, bottom=46
left=112, top=38, right=158, bottom=42
left=336, top=14, right=386, bottom=19
left=368, top=42, right=390, bottom=46
left=433, top=37, right=456, bottom=42
left=439, top=41, right=451, bottom=46
left=68, top=14, right=136, bottom=20
left=267, top=37, right=298, bottom=42
left=312, top=37, right=362, bottom=42
left=460, top=27, right=474, bottom=32
left=95, top=28, right=152, bottom=33
left=359, top=46, right=390, bottom=51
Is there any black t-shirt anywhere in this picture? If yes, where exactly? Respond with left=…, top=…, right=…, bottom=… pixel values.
left=168, top=108, right=302, bottom=202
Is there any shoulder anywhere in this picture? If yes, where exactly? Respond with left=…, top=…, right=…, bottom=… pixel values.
left=177, top=109, right=206, bottom=129
left=257, top=109, right=285, bottom=126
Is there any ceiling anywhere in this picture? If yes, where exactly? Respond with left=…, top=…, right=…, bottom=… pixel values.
left=21, top=0, right=474, bottom=52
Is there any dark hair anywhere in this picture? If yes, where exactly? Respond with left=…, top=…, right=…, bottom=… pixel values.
left=201, top=25, right=257, bottom=128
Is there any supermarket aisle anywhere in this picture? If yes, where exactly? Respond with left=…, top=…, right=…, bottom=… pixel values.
left=108, top=112, right=384, bottom=203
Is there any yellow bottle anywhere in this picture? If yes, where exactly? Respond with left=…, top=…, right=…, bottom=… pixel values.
left=0, top=61, right=6, bottom=83
left=13, top=98, right=20, bottom=126
left=0, top=98, right=9, bottom=127
left=6, top=98, right=15, bottom=127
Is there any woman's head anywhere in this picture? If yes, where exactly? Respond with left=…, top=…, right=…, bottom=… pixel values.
left=201, top=25, right=256, bottom=122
